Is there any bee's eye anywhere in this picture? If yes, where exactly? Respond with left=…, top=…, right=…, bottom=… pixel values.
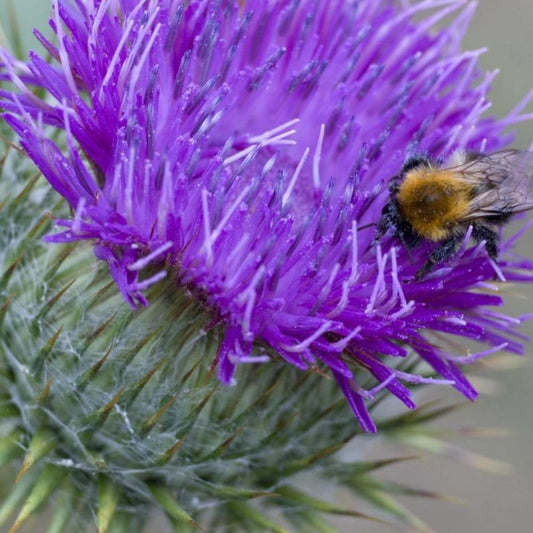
left=381, top=201, right=393, bottom=215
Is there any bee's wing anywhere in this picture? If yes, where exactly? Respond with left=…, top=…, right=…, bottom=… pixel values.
left=456, top=150, right=533, bottom=219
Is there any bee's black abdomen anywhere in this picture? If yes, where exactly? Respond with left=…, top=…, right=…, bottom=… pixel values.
left=472, top=224, right=499, bottom=259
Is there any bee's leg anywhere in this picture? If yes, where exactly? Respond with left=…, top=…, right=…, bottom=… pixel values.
left=415, top=238, right=457, bottom=280
left=471, top=224, right=499, bottom=258
left=366, top=202, right=401, bottom=255
left=374, top=201, right=397, bottom=242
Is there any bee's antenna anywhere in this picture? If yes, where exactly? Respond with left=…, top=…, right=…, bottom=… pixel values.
left=356, top=222, right=376, bottom=231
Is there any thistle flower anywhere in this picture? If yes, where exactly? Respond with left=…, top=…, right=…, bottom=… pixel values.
left=1, top=0, right=533, bottom=531
left=4, top=0, right=532, bottom=432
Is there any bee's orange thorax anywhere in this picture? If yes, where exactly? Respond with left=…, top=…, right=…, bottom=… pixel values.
left=396, top=167, right=474, bottom=241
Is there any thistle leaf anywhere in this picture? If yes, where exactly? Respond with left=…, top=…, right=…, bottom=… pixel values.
left=274, top=485, right=382, bottom=521
left=0, top=429, right=24, bottom=467
left=0, top=470, right=36, bottom=528
left=225, top=501, right=289, bottom=533
left=46, top=480, right=80, bottom=533
left=8, top=464, right=65, bottom=533
left=148, top=485, right=199, bottom=531
left=15, top=429, right=57, bottom=483
left=97, top=476, right=121, bottom=533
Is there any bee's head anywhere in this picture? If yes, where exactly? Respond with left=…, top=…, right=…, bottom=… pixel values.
left=380, top=198, right=396, bottom=216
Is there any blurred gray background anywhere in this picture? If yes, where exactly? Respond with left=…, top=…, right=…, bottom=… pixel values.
left=1, top=0, right=532, bottom=532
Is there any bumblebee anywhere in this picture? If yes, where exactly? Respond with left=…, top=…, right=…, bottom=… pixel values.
left=377, top=149, right=533, bottom=279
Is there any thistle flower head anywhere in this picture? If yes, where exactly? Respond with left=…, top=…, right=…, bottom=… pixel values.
left=1, top=0, right=533, bottom=436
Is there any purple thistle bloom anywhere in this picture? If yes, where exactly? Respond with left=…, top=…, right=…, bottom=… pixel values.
left=1, top=0, right=533, bottom=432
